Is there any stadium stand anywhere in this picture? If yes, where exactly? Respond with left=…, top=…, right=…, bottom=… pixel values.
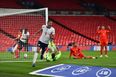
left=0, top=0, right=22, bottom=9
left=0, top=0, right=115, bottom=11
left=36, top=0, right=85, bottom=10
left=0, top=33, right=15, bottom=51
left=83, top=0, right=116, bottom=10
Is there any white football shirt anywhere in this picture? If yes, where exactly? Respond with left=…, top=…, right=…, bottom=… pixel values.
left=20, top=31, right=29, bottom=43
left=39, top=25, right=55, bottom=44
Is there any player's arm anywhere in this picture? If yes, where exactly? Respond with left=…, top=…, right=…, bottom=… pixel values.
left=15, top=35, right=20, bottom=40
left=97, top=26, right=101, bottom=33
left=95, top=26, right=100, bottom=42
left=97, top=26, right=100, bottom=30
left=31, top=28, right=43, bottom=38
left=106, top=26, right=111, bottom=36
left=107, top=26, right=112, bottom=33
left=107, top=26, right=113, bottom=44
left=27, top=31, right=30, bottom=37
left=96, top=26, right=100, bottom=36
left=50, top=28, right=55, bottom=40
left=108, top=26, right=111, bottom=29
left=51, top=33, right=54, bottom=39
left=56, top=46, right=59, bottom=51
left=33, top=25, right=46, bottom=38
left=35, top=29, right=42, bottom=36
left=14, top=32, right=21, bottom=41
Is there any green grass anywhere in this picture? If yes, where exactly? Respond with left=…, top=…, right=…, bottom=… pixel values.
left=0, top=51, right=116, bottom=77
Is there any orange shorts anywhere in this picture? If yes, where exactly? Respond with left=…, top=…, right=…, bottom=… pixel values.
left=100, top=41, right=108, bottom=46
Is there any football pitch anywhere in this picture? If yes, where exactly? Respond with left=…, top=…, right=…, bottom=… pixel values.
left=0, top=51, right=116, bottom=77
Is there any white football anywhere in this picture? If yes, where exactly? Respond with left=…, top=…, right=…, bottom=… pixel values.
left=24, top=53, right=28, bottom=58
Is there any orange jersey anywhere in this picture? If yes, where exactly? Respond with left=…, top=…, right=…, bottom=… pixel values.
left=70, top=46, right=84, bottom=59
left=97, top=30, right=110, bottom=42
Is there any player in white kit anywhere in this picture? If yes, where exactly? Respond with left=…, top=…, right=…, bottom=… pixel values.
left=32, top=20, right=55, bottom=67
left=12, top=28, right=29, bottom=58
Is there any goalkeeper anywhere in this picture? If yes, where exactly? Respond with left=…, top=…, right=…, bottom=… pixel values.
left=44, top=40, right=61, bottom=61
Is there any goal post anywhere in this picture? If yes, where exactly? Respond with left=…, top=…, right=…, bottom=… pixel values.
left=0, top=8, right=48, bottom=25
left=0, top=8, right=48, bottom=62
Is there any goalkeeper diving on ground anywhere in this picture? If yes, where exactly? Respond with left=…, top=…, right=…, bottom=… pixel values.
left=44, top=40, right=61, bottom=62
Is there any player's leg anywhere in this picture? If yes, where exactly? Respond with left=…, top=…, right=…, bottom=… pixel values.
left=12, top=44, right=18, bottom=58
left=50, top=45, right=60, bottom=61
left=43, top=48, right=51, bottom=59
left=100, top=45, right=104, bottom=57
left=53, top=46, right=62, bottom=61
left=55, top=51, right=61, bottom=60
left=46, top=51, right=53, bottom=61
left=32, top=41, right=41, bottom=67
left=14, top=41, right=22, bottom=58
left=24, top=42, right=28, bottom=52
left=26, top=39, right=28, bottom=51
left=45, top=48, right=53, bottom=61
left=78, top=51, right=97, bottom=59
left=105, top=46, right=108, bottom=57
left=50, top=46, right=56, bottom=61
left=77, top=53, right=84, bottom=59
left=12, top=44, right=18, bottom=53
left=45, top=50, right=61, bottom=61
left=51, top=53, right=55, bottom=61
left=32, top=47, right=40, bottom=67
left=84, top=56, right=97, bottom=59
left=15, top=48, right=21, bottom=58
left=45, top=45, right=61, bottom=61
left=45, top=45, right=56, bottom=61
left=41, top=44, right=48, bottom=60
